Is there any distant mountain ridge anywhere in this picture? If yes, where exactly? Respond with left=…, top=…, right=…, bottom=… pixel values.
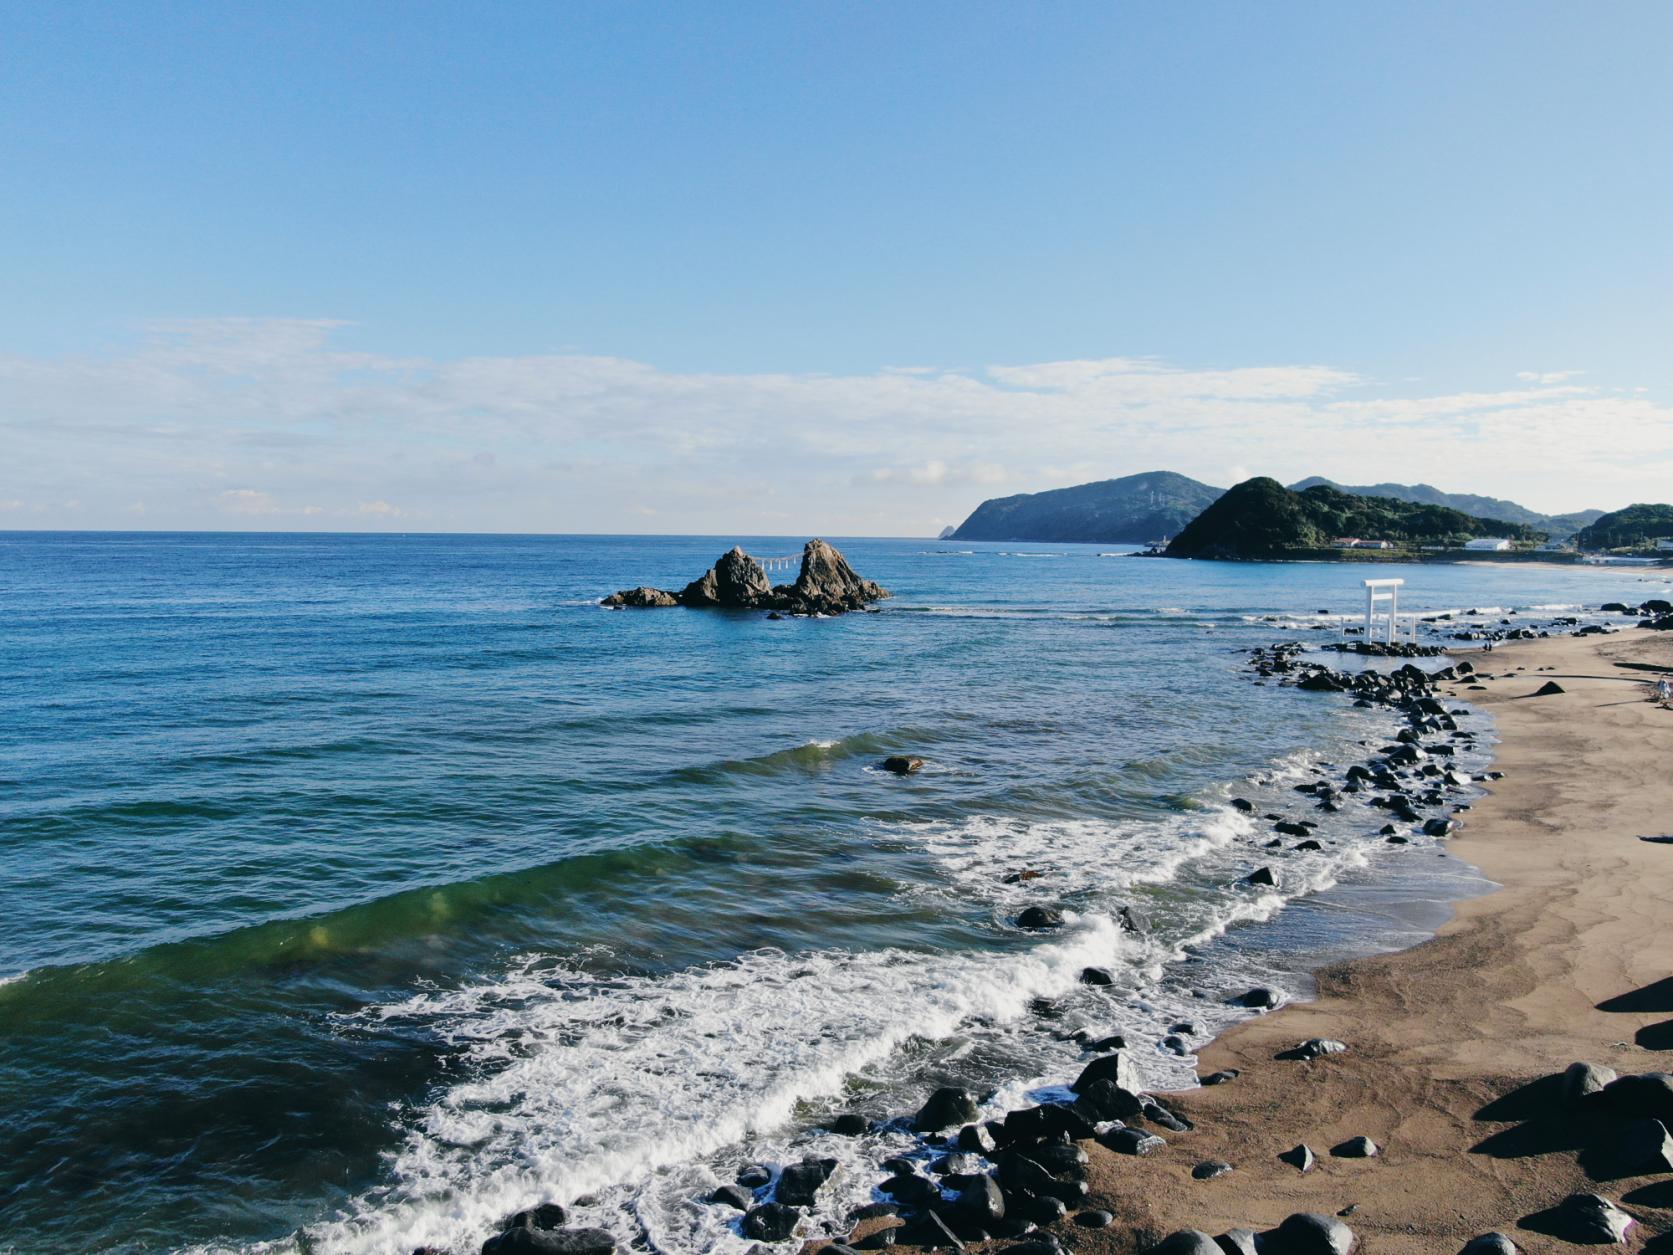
left=1288, top=477, right=1601, bottom=538
left=949, top=471, right=1223, bottom=543
left=1166, top=478, right=1544, bottom=560
left=949, top=471, right=1600, bottom=544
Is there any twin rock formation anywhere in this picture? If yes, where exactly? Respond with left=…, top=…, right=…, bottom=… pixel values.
left=602, top=539, right=889, bottom=616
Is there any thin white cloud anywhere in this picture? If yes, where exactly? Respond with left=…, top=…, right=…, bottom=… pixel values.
left=1, top=318, right=1669, bottom=532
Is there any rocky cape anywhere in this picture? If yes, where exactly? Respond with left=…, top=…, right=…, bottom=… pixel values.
left=602, top=540, right=890, bottom=616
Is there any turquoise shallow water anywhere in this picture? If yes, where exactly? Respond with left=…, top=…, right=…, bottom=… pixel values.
left=1, top=533, right=1665, bottom=1254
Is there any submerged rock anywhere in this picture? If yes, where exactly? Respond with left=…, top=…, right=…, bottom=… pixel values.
left=1016, top=906, right=1065, bottom=930
left=599, top=586, right=679, bottom=608
left=881, top=755, right=924, bottom=775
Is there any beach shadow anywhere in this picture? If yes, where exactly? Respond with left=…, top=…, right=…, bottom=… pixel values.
left=1519, top=1202, right=1631, bottom=1245
left=1475, top=1073, right=1567, bottom=1122
left=1637, top=1020, right=1673, bottom=1051
left=1579, top=1141, right=1661, bottom=1182
left=1473, top=1118, right=1586, bottom=1159
left=1622, top=1180, right=1673, bottom=1209
left=1640, top=1232, right=1673, bottom=1255
left=1599, top=978, right=1673, bottom=1013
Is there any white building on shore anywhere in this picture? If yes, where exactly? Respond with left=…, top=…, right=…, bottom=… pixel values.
left=1463, top=537, right=1514, bottom=551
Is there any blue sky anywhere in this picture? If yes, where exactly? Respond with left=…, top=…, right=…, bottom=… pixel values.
left=3, top=2, right=1670, bottom=533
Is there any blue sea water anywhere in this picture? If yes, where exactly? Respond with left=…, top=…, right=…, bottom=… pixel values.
left=1, top=533, right=1665, bottom=1255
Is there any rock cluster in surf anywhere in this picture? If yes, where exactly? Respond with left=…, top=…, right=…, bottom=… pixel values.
left=602, top=540, right=889, bottom=616
left=469, top=629, right=1639, bottom=1255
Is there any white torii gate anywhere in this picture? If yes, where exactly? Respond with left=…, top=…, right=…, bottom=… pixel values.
left=751, top=553, right=800, bottom=574
left=1363, top=578, right=1405, bottom=644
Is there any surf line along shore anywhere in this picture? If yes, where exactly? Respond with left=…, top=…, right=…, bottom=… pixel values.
left=1012, top=627, right=1673, bottom=1255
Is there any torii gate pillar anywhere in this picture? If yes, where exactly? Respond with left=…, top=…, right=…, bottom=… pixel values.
left=1363, top=578, right=1404, bottom=644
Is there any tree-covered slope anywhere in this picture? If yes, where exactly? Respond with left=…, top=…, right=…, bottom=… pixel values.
left=1166, top=478, right=1543, bottom=559
left=1289, top=476, right=1602, bottom=538
left=951, top=471, right=1223, bottom=543
left=1575, top=503, right=1673, bottom=550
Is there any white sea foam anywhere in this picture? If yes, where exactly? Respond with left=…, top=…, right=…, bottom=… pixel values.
left=298, top=916, right=1137, bottom=1255
left=273, top=713, right=1490, bottom=1255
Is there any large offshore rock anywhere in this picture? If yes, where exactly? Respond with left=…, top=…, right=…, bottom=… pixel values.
left=680, top=546, right=772, bottom=607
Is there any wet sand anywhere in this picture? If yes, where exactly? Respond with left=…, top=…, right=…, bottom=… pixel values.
left=1069, top=629, right=1673, bottom=1253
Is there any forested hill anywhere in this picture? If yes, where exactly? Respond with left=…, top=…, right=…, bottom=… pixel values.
left=1165, top=478, right=1543, bottom=559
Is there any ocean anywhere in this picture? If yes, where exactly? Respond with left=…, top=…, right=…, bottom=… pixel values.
left=1, top=532, right=1665, bottom=1255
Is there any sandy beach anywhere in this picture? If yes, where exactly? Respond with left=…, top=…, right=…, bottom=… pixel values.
left=1053, top=628, right=1673, bottom=1253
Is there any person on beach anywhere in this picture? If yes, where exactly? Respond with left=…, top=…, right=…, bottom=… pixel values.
left=1657, top=676, right=1672, bottom=707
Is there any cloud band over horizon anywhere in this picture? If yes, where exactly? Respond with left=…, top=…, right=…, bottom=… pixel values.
left=2, top=318, right=1668, bottom=535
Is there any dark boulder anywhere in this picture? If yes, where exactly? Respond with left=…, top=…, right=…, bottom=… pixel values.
left=1142, top=1098, right=1192, bottom=1131
left=1192, top=1160, right=1234, bottom=1180
left=742, top=1204, right=803, bottom=1243
left=1215, top=1229, right=1262, bottom=1255
left=877, top=1172, right=939, bottom=1207
left=1071, top=1049, right=1145, bottom=1095
left=1616, top=1117, right=1673, bottom=1173
left=1540, top=1193, right=1633, bottom=1244
left=503, top=1204, right=567, bottom=1231
left=1531, top=681, right=1565, bottom=697
left=1329, top=1136, right=1378, bottom=1158
left=483, top=1230, right=619, bottom=1255
left=830, top=1112, right=869, bottom=1136
left=1278, top=1143, right=1316, bottom=1173
left=1074, top=1076, right=1143, bottom=1121
left=1264, top=1212, right=1355, bottom=1255
left=1080, top=966, right=1115, bottom=986
left=737, top=1164, right=772, bottom=1189
left=1202, top=1069, right=1240, bottom=1086
left=881, top=755, right=924, bottom=775
left=1601, top=1072, right=1673, bottom=1122
left=953, top=1175, right=1006, bottom=1229
left=1099, top=1126, right=1164, bottom=1156
left=1245, top=866, right=1278, bottom=887
left=776, top=1158, right=837, bottom=1207
left=1075, top=1210, right=1115, bottom=1229
left=915, top=1086, right=981, bottom=1131
left=1234, top=987, right=1281, bottom=1010
left=1146, top=1231, right=1223, bottom=1255
left=955, top=1123, right=998, bottom=1154
left=897, top=1211, right=964, bottom=1250
left=1278, top=1038, right=1347, bottom=1061
left=710, top=1185, right=754, bottom=1211
left=1563, top=1061, right=1617, bottom=1103
left=1458, top=1235, right=1517, bottom=1255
